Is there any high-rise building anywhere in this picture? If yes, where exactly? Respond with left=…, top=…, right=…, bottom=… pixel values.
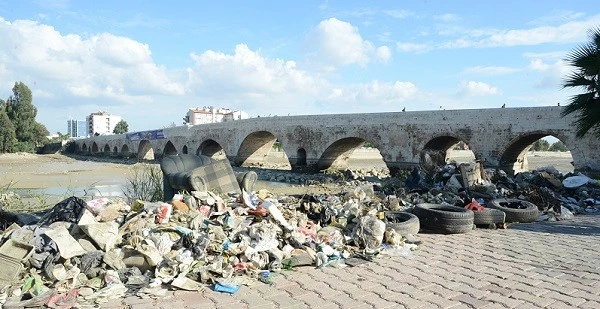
left=86, top=111, right=122, bottom=136
left=67, top=119, right=88, bottom=138
left=184, top=107, right=248, bottom=125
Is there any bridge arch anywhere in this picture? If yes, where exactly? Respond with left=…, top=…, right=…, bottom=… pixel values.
left=112, top=146, right=118, bottom=156
left=197, top=139, right=227, bottom=160
left=420, top=134, right=474, bottom=171
left=499, top=131, right=574, bottom=175
left=163, top=141, right=178, bottom=156
left=103, top=144, right=110, bottom=155
left=91, top=142, right=99, bottom=154
left=121, top=144, right=131, bottom=157
left=138, top=140, right=155, bottom=160
left=296, top=148, right=307, bottom=166
left=81, top=143, right=88, bottom=153
left=235, top=131, right=279, bottom=166
left=317, top=137, right=365, bottom=170
left=182, top=145, right=188, bottom=154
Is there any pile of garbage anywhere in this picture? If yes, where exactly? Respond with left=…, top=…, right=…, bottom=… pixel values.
left=0, top=161, right=598, bottom=307
left=0, top=185, right=418, bottom=308
left=400, top=162, right=600, bottom=221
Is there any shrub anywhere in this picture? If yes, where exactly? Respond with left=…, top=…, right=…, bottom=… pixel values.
left=122, top=163, right=163, bottom=203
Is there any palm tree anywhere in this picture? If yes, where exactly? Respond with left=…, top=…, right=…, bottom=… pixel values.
left=561, top=26, right=600, bottom=138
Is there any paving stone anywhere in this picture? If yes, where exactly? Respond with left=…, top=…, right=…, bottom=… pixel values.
left=424, top=283, right=463, bottom=299
left=293, top=291, right=327, bottom=307
left=481, top=292, right=525, bottom=308
left=479, top=283, right=513, bottom=296
left=98, top=298, right=127, bottom=309
left=579, top=300, right=600, bottom=309
left=544, top=291, right=587, bottom=307
left=322, top=293, right=369, bottom=308
left=423, top=293, right=462, bottom=309
left=280, top=303, right=310, bottom=309
left=572, top=290, right=600, bottom=302
left=451, top=294, right=492, bottom=308
left=123, top=296, right=154, bottom=306
left=356, top=293, right=399, bottom=309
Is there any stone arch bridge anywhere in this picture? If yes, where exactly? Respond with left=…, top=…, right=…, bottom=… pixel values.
left=73, top=106, right=600, bottom=174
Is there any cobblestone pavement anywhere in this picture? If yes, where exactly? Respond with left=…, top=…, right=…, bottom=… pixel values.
left=101, top=214, right=600, bottom=309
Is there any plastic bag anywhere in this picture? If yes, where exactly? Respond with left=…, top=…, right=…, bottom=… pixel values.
left=37, top=196, right=88, bottom=228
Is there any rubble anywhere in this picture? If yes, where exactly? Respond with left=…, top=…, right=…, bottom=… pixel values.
left=0, top=158, right=598, bottom=307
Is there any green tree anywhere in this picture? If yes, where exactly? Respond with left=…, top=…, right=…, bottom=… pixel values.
left=51, top=132, right=70, bottom=142
left=5, top=82, right=37, bottom=143
left=548, top=141, right=569, bottom=152
left=33, top=122, right=49, bottom=145
left=532, top=139, right=550, bottom=151
left=561, top=26, right=600, bottom=138
left=0, top=108, right=17, bottom=153
left=113, top=119, right=129, bottom=134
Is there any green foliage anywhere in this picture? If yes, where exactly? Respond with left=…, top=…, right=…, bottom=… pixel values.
left=0, top=183, right=54, bottom=213
left=63, top=141, right=77, bottom=153
left=549, top=140, right=569, bottom=152
left=561, top=26, right=600, bottom=138
left=272, top=141, right=283, bottom=152
left=0, top=108, right=17, bottom=153
left=5, top=82, right=37, bottom=143
left=50, top=132, right=70, bottom=143
left=531, top=139, right=550, bottom=151
left=113, top=119, right=129, bottom=134
left=1, top=82, right=49, bottom=152
left=33, top=122, right=49, bottom=145
left=122, top=164, right=164, bottom=203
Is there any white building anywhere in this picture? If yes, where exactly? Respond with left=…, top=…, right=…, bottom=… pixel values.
left=185, top=107, right=248, bottom=125
left=87, top=111, right=122, bottom=136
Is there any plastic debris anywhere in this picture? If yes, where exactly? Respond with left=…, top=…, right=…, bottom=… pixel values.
left=0, top=157, right=597, bottom=308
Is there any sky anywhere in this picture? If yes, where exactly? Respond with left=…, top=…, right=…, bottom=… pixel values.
left=0, top=0, right=599, bottom=134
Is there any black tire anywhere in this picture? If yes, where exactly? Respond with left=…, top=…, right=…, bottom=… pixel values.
left=473, top=208, right=505, bottom=225
left=384, top=211, right=420, bottom=236
left=487, top=199, right=539, bottom=223
left=412, top=203, right=474, bottom=234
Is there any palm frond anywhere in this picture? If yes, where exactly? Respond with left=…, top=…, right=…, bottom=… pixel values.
left=562, top=72, right=594, bottom=88
left=561, top=92, right=595, bottom=116
left=572, top=99, right=600, bottom=137
left=561, top=26, right=600, bottom=138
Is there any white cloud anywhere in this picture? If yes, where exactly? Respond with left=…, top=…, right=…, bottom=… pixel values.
left=442, top=14, right=600, bottom=48
left=396, top=42, right=429, bottom=53
left=457, top=81, right=501, bottom=97
left=523, top=51, right=566, bottom=61
left=189, top=44, right=321, bottom=96
left=187, top=44, right=419, bottom=115
left=527, top=58, right=570, bottom=88
left=92, top=33, right=153, bottom=66
left=307, top=18, right=374, bottom=68
left=462, top=66, right=520, bottom=75
left=325, top=81, right=419, bottom=107
left=434, top=14, right=461, bottom=23
left=0, top=18, right=184, bottom=105
left=376, top=46, right=391, bottom=63
left=528, top=10, right=586, bottom=26
left=0, top=16, right=422, bottom=132
left=384, top=10, right=414, bottom=19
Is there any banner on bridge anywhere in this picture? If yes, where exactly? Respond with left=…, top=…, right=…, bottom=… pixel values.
left=126, top=129, right=166, bottom=141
